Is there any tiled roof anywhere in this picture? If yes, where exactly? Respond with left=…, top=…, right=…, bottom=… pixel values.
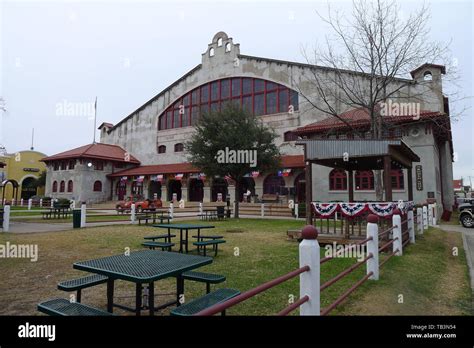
left=295, top=108, right=443, bottom=135
left=108, top=155, right=305, bottom=177
left=41, top=143, right=140, bottom=164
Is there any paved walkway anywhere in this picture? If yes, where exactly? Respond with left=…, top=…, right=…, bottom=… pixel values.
left=439, top=224, right=474, bottom=311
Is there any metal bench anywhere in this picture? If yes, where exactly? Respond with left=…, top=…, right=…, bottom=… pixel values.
left=193, top=239, right=226, bottom=256
left=170, top=288, right=240, bottom=316
left=142, top=241, right=175, bottom=251
left=38, top=298, right=113, bottom=316
left=182, top=271, right=226, bottom=294
left=144, top=234, right=176, bottom=243
left=57, top=274, right=108, bottom=303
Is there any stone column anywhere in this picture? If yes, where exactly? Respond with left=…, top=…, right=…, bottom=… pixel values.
left=203, top=179, right=211, bottom=203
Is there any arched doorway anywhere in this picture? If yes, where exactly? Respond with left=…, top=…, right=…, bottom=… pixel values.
left=21, top=177, right=37, bottom=200
left=168, top=180, right=182, bottom=201
left=116, top=180, right=127, bottom=200
left=294, top=172, right=306, bottom=203
left=148, top=181, right=162, bottom=200
left=0, top=179, right=19, bottom=203
left=212, top=178, right=228, bottom=202
left=188, top=179, right=204, bottom=202
left=263, top=174, right=285, bottom=195
left=238, top=177, right=255, bottom=202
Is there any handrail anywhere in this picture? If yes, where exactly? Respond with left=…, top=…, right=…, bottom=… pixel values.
left=195, top=265, right=310, bottom=316
left=320, top=253, right=373, bottom=292
left=321, top=271, right=373, bottom=316
left=277, top=295, right=309, bottom=316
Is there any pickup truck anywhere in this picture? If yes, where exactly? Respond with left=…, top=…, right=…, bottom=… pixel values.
left=115, top=196, right=162, bottom=213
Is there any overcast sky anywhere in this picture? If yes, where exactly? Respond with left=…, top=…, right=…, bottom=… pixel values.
left=1, top=0, right=472, bottom=181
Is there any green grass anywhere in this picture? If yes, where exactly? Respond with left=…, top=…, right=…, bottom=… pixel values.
left=0, top=219, right=470, bottom=316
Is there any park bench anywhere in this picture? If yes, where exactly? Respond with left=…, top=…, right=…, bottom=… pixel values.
left=193, top=239, right=226, bottom=256
left=181, top=271, right=226, bottom=294
left=142, top=241, right=175, bottom=251
left=57, top=274, right=108, bottom=303
left=170, top=288, right=240, bottom=316
left=37, top=298, right=113, bottom=316
left=144, top=234, right=176, bottom=243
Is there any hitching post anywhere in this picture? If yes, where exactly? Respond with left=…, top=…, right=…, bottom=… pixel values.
left=131, top=203, right=136, bottom=224
left=28, top=198, right=32, bottom=210
left=299, top=225, right=320, bottom=315
left=392, top=208, right=402, bottom=256
left=428, top=204, right=433, bottom=226
left=261, top=203, right=265, bottom=217
left=417, top=207, right=423, bottom=235
left=20, top=198, right=23, bottom=207
left=80, top=202, right=86, bottom=228
left=366, top=214, right=379, bottom=280
left=422, top=205, right=428, bottom=230
left=39, top=198, right=43, bottom=207
left=2, top=203, right=10, bottom=232
left=408, top=209, right=415, bottom=244
left=169, top=203, right=174, bottom=219
left=295, top=204, right=299, bottom=219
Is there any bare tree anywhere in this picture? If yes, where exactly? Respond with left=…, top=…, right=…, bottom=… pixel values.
left=299, top=0, right=457, bottom=200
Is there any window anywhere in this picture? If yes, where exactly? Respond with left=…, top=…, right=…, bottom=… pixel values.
left=52, top=181, right=57, bottom=192
left=225, top=42, right=231, bottom=52
left=157, top=78, right=299, bottom=130
left=68, top=160, right=75, bottom=170
left=217, top=38, right=223, bottom=47
left=60, top=161, right=66, bottom=170
left=174, top=143, right=184, bottom=152
left=53, top=162, right=59, bottom=171
left=59, top=180, right=65, bottom=192
left=329, top=169, right=347, bottom=190
left=209, top=48, right=215, bottom=57
left=284, top=131, right=298, bottom=141
left=67, top=180, right=73, bottom=192
left=391, top=169, right=404, bottom=189
left=94, top=161, right=104, bottom=170
left=93, top=180, right=102, bottom=192
left=355, top=171, right=374, bottom=190
left=158, top=145, right=166, bottom=154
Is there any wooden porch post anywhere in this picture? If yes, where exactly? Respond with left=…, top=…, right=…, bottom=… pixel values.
left=383, top=156, right=392, bottom=201
left=348, top=169, right=354, bottom=202
left=407, top=167, right=413, bottom=201
left=305, top=160, right=313, bottom=225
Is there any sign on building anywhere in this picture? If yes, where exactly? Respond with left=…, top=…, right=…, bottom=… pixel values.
left=415, top=165, right=423, bottom=191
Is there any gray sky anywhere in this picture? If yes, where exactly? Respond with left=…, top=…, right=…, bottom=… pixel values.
left=1, top=0, right=472, bottom=181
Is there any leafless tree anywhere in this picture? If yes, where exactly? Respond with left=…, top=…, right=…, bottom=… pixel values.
left=299, top=0, right=459, bottom=200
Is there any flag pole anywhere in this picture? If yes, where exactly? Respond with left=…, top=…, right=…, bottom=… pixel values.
left=93, top=97, right=97, bottom=144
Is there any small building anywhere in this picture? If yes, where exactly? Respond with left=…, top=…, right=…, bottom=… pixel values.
left=0, top=150, right=47, bottom=201
left=41, top=143, right=139, bottom=204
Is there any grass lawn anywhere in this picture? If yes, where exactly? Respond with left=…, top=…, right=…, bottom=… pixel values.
left=0, top=219, right=471, bottom=316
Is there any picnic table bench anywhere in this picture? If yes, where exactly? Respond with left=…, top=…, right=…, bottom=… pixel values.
left=138, top=213, right=172, bottom=225
left=57, top=274, right=108, bottom=303
left=170, top=288, right=240, bottom=316
left=142, top=241, right=175, bottom=251
left=193, top=239, right=226, bottom=256
left=181, top=271, right=226, bottom=294
left=152, top=224, right=215, bottom=254
left=38, top=298, right=114, bottom=316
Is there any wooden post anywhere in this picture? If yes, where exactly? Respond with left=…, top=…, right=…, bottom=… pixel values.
left=383, top=156, right=392, bottom=201
left=407, top=167, right=413, bottom=201
left=305, top=161, right=312, bottom=225
left=348, top=169, right=354, bottom=202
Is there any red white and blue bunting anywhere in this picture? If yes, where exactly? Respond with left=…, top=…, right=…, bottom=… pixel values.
left=311, top=201, right=413, bottom=218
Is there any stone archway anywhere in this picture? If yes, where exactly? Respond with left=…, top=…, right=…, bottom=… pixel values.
left=21, top=176, right=37, bottom=200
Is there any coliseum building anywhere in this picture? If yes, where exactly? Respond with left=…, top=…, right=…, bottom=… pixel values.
left=43, top=32, right=454, bottom=213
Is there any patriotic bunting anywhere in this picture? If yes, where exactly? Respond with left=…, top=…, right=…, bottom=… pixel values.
left=312, top=201, right=413, bottom=218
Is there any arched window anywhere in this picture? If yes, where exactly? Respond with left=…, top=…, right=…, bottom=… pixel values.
left=52, top=181, right=57, bottom=192
left=158, top=145, right=166, bottom=154
left=225, top=42, right=231, bottom=52
left=67, top=180, right=73, bottom=192
left=217, top=38, right=223, bottom=47
left=174, top=143, right=184, bottom=152
left=158, top=77, right=299, bottom=130
left=423, top=71, right=433, bottom=81
left=329, top=169, right=347, bottom=190
left=263, top=174, right=285, bottom=195
left=93, top=180, right=102, bottom=192
left=355, top=171, right=374, bottom=190
left=209, top=47, right=215, bottom=57
left=59, top=181, right=65, bottom=192
left=391, top=169, right=404, bottom=189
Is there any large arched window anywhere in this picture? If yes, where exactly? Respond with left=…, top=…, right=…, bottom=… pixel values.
left=93, top=180, right=102, bottom=192
left=355, top=171, right=374, bottom=190
left=52, top=181, right=57, bottom=192
left=59, top=181, right=65, bottom=192
left=391, top=169, right=404, bottom=189
left=67, top=180, right=73, bottom=192
left=158, top=77, right=299, bottom=130
left=329, top=169, right=347, bottom=191
left=263, top=174, right=285, bottom=195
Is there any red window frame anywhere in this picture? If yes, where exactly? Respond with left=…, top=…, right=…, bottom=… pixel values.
left=329, top=169, right=347, bottom=191
left=355, top=171, right=374, bottom=190
left=59, top=180, right=65, bottom=192
left=67, top=180, right=73, bottom=192
left=158, top=77, right=299, bottom=130
left=93, top=180, right=102, bottom=192
left=390, top=169, right=404, bottom=189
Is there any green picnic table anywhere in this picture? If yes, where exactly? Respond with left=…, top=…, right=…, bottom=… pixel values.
left=152, top=223, right=215, bottom=253
left=73, top=250, right=212, bottom=316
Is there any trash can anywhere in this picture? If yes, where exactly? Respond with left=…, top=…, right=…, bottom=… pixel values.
left=73, top=209, right=81, bottom=228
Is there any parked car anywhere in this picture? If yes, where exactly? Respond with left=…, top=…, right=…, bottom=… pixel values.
left=115, top=196, right=162, bottom=213
left=459, top=204, right=474, bottom=228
